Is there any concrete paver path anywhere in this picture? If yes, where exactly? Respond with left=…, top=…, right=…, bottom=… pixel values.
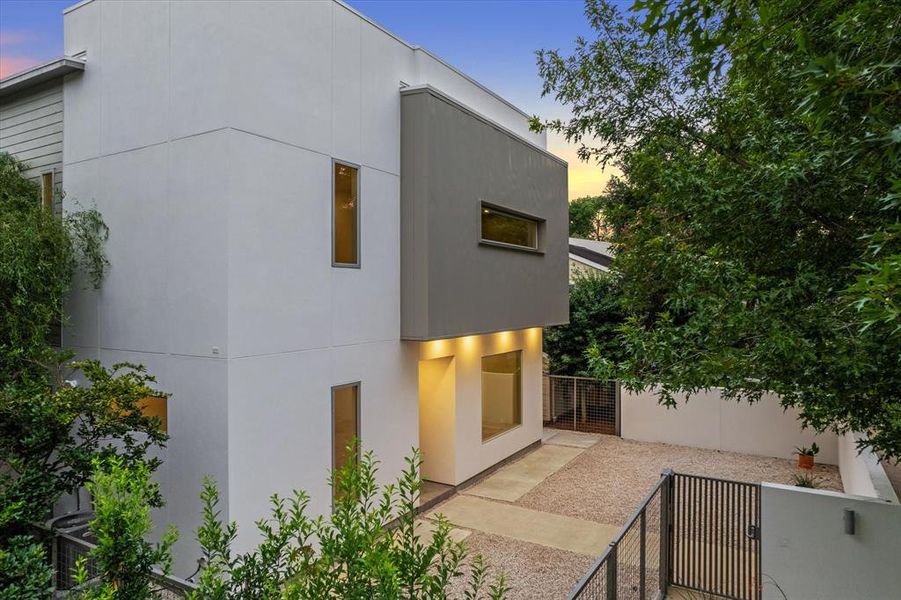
left=427, top=494, right=619, bottom=556
left=463, top=444, right=584, bottom=502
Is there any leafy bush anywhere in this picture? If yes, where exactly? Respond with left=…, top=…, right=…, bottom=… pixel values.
left=74, top=457, right=177, bottom=600
left=0, top=535, right=53, bottom=600
left=1, top=151, right=165, bottom=545
left=190, top=445, right=507, bottom=599
left=545, top=272, right=626, bottom=377
left=0, top=361, right=168, bottom=538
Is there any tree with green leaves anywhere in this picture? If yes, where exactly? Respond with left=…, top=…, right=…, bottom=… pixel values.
left=568, top=195, right=606, bottom=240
left=0, top=152, right=168, bottom=596
left=533, top=0, right=900, bottom=458
left=545, top=272, right=627, bottom=376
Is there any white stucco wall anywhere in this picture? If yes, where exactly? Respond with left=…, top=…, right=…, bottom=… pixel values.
left=838, top=432, right=899, bottom=501
left=61, top=0, right=548, bottom=574
left=761, top=483, right=901, bottom=600
left=419, top=329, right=544, bottom=485
left=621, top=388, right=839, bottom=464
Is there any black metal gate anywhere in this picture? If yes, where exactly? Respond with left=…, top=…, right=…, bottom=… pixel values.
left=669, top=473, right=761, bottom=600
left=569, top=471, right=761, bottom=600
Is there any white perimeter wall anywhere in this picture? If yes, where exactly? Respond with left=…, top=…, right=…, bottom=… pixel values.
left=761, top=483, right=901, bottom=600
left=838, top=432, right=899, bottom=501
left=622, top=388, right=839, bottom=464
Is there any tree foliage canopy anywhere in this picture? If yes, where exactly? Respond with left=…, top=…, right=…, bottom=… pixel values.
left=545, top=272, right=627, bottom=376
left=0, top=153, right=165, bottom=562
left=568, top=195, right=606, bottom=239
left=534, top=0, right=901, bottom=457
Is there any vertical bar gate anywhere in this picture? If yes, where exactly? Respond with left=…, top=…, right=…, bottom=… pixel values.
left=670, top=473, right=761, bottom=600
left=569, top=472, right=761, bottom=600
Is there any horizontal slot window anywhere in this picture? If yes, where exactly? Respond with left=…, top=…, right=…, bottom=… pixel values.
left=481, top=206, right=539, bottom=250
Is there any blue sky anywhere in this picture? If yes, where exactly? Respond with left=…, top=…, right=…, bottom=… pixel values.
left=0, top=0, right=617, bottom=198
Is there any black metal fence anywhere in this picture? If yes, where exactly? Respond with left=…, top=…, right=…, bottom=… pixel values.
left=569, top=471, right=761, bottom=600
left=543, top=375, right=620, bottom=435
left=569, top=471, right=670, bottom=600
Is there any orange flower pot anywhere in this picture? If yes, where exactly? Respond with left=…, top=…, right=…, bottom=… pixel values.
left=798, top=454, right=814, bottom=469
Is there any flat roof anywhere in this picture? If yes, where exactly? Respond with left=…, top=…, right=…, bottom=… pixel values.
left=0, top=57, right=85, bottom=100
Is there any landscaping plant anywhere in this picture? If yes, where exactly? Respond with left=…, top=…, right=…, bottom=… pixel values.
left=0, top=152, right=168, bottom=597
left=791, top=472, right=823, bottom=489
left=0, top=535, right=54, bottom=600
left=533, top=0, right=901, bottom=459
left=794, top=443, right=820, bottom=469
left=189, top=445, right=508, bottom=599
left=73, top=457, right=178, bottom=600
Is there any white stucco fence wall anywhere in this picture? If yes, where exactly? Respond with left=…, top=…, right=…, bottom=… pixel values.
left=838, top=432, right=899, bottom=501
left=761, top=483, right=901, bottom=600
left=621, top=388, right=839, bottom=464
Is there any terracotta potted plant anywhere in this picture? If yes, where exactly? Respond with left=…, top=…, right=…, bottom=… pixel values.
left=795, top=443, right=819, bottom=469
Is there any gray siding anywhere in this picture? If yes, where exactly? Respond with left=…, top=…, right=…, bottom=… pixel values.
left=400, top=86, right=569, bottom=340
left=0, top=80, right=64, bottom=215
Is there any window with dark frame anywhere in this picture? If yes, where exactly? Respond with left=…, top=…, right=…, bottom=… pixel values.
left=332, top=382, right=360, bottom=499
left=480, top=205, right=539, bottom=250
left=333, top=162, right=359, bottom=266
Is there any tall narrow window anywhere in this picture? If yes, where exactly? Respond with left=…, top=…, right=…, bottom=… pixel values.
left=332, top=382, right=360, bottom=488
left=481, top=351, right=522, bottom=441
left=333, top=162, right=359, bottom=266
left=41, top=172, right=53, bottom=212
left=481, top=205, right=539, bottom=250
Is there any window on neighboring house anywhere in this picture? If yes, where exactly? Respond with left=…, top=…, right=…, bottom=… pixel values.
left=333, top=162, right=359, bottom=266
left=481, top=350, right=522, bottom=441
left=41, top=172, right=54, bottom=212
left=480, top=205, right=539, bottom=251
left=332, top=382, right=360, bottom=497
left=138, top=396, right=168, bottom=433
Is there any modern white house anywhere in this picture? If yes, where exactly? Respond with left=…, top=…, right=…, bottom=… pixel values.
left=0, top=0, right=568, bottom=573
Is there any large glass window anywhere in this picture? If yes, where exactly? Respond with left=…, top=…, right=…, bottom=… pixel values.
left=333, top=162, right=359, bottom=266
left=481, top=351, right=522, bottom=441
left=332, top=383, right=360, bottom=479
left=481, top=206, right=538, bottom=250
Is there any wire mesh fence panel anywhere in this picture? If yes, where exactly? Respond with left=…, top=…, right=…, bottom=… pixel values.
left=543, top=375, right=619, bottom=435
left=55, top=533, right=96, bottom=590
left=544, top=374, right=574, bottom=427
left=569, top=474, right=668, bottom=600
left=53, top=532, right=195, bottom=597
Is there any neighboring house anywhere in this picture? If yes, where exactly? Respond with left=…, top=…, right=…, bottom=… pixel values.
left=568, top=237, right=613, bottom=282
left=0, top=0, right=568, bottom=573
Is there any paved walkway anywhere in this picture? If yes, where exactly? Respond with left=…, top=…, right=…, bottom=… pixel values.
left=421, top=429, right=618, bottom=557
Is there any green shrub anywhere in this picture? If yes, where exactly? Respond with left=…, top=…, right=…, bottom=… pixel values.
left=0, top=535, right=53, bottom=600
left=73, top=457, right=177, bottom=600
left=190, top=445, right=508, bottom=599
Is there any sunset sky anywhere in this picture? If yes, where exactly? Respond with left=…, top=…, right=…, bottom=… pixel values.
left=0, top=0, right=620, bottom=199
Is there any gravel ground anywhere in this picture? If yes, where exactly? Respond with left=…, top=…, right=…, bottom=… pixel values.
left=518, top=435, right=842, bottom=525
left=445, top=531, right=593, bottom=600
